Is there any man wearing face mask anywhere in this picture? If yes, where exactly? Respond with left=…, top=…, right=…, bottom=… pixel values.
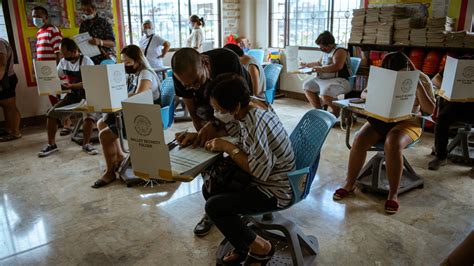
left=79, top=0, right=116, bottom=65
left=138, top=20, right=170, bottom=70
left=38, top=38, right=98, bottom=157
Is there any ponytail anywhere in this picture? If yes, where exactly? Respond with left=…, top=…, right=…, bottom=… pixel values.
left=199, top=17, right=205, bottom=27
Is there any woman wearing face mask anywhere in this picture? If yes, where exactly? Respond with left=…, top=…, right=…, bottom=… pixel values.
left=138, top=20, right=171, bottom=69
left=79, top=0, right=116, bottom=65
left=186, top=15, right=205, bottom=52
left=92, top=45, right=161, bottom=188
left=202, top=73, right=295, bottom=264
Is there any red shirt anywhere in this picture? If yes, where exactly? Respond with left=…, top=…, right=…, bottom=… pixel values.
left=36, top=25, right=62, bottom=61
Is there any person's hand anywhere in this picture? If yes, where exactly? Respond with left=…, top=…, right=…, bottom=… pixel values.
left=194, top=122, right=218, bottom=148
left=300, top=62, right=308, bottom=68
left=88, top=38, right=101, bottom=46
left=205, top=138, right=232, bottom=153
left=312, top=66, right=323, bottom=73
left=176, top=132, right=197, bottom=147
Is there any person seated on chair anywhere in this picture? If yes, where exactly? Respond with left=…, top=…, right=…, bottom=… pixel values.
left=92, top=44, right=161, bottom=188
left=428, top=70, right=474, bottom=170
left=171, top=47, right=253, bottom=236
left=332, top=51, right=435, bottom=214
left=223, top=43, right=266, bottom=100
left=38, top=38, right=98, bottom=157
left=139, top=19, right=170, bottom=69
left=300, top=31, right=352, bottom=118
left=203, top=73, right=295, bottom=264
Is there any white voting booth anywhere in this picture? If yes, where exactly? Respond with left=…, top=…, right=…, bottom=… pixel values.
left=440, top=56, right=474, bottom=102
left=33, top=60, right=62, bottom=96
left=81, top=63, right=128, bottom=112
left=285, top=46, right=299, bottom=72
left=365, top=66, right=420, bottom=122
left=122, top=90, right=222, bottom=182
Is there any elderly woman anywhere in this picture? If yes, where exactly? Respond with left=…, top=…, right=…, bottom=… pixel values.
left=333, top=51, right=435, bottom=214
left=201, top=73, right=294, bottom=264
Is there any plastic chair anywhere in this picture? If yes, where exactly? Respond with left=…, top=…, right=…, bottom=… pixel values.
left=247, top=49, right=265, bottom=65
left=263, top=63, right=283, bottom=104
left=160, top=77, right=175, bottom=130
left=216, top=109, right=337, bottom=266
left=166, top=69, right=173, bottom=78
left=348, top=57, right=362, bottom=90
left=100, top=59, right=115, bottom=65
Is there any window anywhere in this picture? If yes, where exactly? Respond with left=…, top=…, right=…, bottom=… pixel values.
left=270, top=0, right=359, bottom=48
left=122, top=0, right=221, bottom=48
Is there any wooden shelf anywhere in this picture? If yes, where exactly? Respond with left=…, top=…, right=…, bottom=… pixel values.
left=348, top=43, right=474, bottom=52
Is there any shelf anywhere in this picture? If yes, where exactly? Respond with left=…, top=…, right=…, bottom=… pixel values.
left=348, top=42, right=474, bottom=52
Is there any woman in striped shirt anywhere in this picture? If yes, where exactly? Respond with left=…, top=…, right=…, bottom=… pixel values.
left=203, top=73, right=295, bottom=264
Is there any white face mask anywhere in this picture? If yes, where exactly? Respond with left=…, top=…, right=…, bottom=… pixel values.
left=144, top=29, right=154, bottom=36
left=81, top=13, right=95, bottom=20
left=189, top=22, right=194, bottom=30
left=214, top=110, right=234, bottom=124
left=33, top=18, right=44, bottom=28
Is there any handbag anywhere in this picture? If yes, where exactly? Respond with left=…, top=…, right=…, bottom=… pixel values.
left=201, top=156, right=252, bottom=195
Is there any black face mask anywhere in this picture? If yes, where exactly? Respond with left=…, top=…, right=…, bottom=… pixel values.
left=64, top=56, right=76, bottom=62
left=125, top=65, right=135, bottom=74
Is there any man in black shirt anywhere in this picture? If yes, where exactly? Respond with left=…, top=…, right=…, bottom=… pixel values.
left=172, top=48, right=252, bottom=147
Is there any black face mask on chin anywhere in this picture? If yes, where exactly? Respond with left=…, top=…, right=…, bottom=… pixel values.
left=125, top=65, right=135, bottom=74
left=64, top=56, right=77, bottom=62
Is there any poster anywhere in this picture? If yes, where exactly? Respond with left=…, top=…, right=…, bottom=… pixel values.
left=74, top=0, right=114, bottom=26
left=25, top=0, right=70, bottom=28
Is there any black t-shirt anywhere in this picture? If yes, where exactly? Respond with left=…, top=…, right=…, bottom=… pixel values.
left=173, top=48, right=252, bottom=122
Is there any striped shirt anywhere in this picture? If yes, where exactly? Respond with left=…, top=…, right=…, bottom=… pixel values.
left=36, top=25, right=62, bottom=61
left=227, top=107, right=295, bottom=208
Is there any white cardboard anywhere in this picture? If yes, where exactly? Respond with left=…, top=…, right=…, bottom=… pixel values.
left=72, top=32, right=101, bottom=58
left=81, top=63, right=128, bottom=111
left=365, top=66, right=420, bottom=120
left=122, top=90, right=171, bottom=180
left=285, top=46, right=299, bottom=72
left=33, top=60, right=61, bottom=96
left=441, top=56, right=474, bottom=101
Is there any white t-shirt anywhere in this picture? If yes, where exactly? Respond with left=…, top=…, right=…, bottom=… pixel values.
left=57, top=55, right=94, bottom=78
left=186, top=28, right=204, bottom=52
left=130, top=68, right=161, bottom=102
left=139, top=34, right=166, bottom=68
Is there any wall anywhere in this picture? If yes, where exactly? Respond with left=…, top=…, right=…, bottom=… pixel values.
left=222, top=0, right=240, bottom=45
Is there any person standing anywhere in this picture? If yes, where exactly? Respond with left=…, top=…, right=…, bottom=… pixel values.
left=186, top=15, right=204, bottom=52
left=79, top=0, right=116, bottom=65
left=138, top=20, right=170, bottom=69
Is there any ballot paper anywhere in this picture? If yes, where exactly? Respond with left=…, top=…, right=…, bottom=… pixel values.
left=122, top=91, right=226, bottom=181
left=365, top=66, right=420, bottom=121
left=285, top=46, right=299, bottom=72
left=72, top=32, right=101, bottom=58
left=288, top=67, right=313, bottom=74
left=33, top=60, right=61, bottom=96
left=54, top=99, right=87, bottom=111
left=81, top=63, right=128, bottom=112
left=440, top=56, right=474, bottom=102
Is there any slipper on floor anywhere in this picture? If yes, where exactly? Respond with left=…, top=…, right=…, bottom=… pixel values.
left=60, top=127, right=72, bottom=136
left=0, top=134, right=22, bottom=142
left=333, top=188, right=355, bottom=200
left=221, top=248, right=247, bottom=265
left=244, top=244, right=275, bottom=266
left=91, top=178, right=115, bottom=188
left=384, top=200, right=399, bottom=214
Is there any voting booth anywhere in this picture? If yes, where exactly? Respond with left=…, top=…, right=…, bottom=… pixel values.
left=440, top=56, right=474, bottom=102
left=285, top=46, right=299, bottom=72
left=81, top=63, right=128, bottom=112
left=33, top=60, right=62, bottom=96
left=365, top=66, right=420, bottom=122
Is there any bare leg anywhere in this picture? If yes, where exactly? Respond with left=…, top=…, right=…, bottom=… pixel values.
left=82, top=118, right=94, bottom=145
left=384, top=131, right=413, bottom=202
left=342, top=123, right=383, bottom=191
left=47, top=118, right=59, bottom=145
left=304, top=90, right=322, bottom=109
left=322, top=95, right=340, bottom=118
left=0, top=98, right=21, bottom=136
left=98, top=128, right=119, bottom=182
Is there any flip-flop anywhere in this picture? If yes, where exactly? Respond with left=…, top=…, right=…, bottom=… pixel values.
left=221, top=248, right=247, bottom=265
left=243, top=244, right=275, bottom=266
left=0, top=134, right=22, bottom=142
left=60, top=127, right=72, bottom=136
left=384, top=200, right=399, bottom=214
left=91, top=178, right=116, bottom=188
left=333, top=187, right=355, bottom=200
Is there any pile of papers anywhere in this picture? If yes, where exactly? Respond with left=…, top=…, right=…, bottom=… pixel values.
left=445, top=31, right=466, bottom=48
left=376, top=23, right=393, bottom=45
left=363, top=8, right=380, bottom=44
left=427, top=18, right=446, bottom=47
left=349, top=8, right=365, bottom=43
left=379, top=6, right=406, bottom=23
left=365, top=8, right=380, bottom=23
left=445, top=17, right=456, bottom=32
left=465, top=33, right=474, bottom=48
left=410, top=28, right=427, bottom=46
left=394, top=18, right=411, bottom=45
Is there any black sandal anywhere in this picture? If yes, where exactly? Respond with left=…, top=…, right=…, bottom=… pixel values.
left=243, top=244, right=275, bottom=266
left=91, top=178, right=115, bottom=188
left=0, top=134, right=22, bottom=142
left=221, top=249, right=247, bottom=265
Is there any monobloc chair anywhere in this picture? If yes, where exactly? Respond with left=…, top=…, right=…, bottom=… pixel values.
left=216, top=109, right=337, bottom=266
left=348, top=57, right=362, bottom=90
left=264, top=63, right=283, bottom=104
left=247, top=49, right=265, bottom=65
left=160, top=77, right=176, bottom=130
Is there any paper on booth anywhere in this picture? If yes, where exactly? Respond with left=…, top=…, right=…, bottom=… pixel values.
left=81, top=63, right=128, bottom=112
left=285, top=46, right=299, bottom=72
left=72, top=32, right=101, bottom=58
left=365, top=66, right=419, bottom=122
left=33, top=60, right=61, bottom=96
left=440, top=56, right=474, bottom=102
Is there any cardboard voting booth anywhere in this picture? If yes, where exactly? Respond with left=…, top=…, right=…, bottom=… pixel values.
left=33, top=60, right=61, bottom=96
left=122, top=91, right=222, bottom=182
left=285, top=46, right=299, bottom=72
left=81, top=63, right=128, bottom=112
left=365, top=66, right=420, bottom=122
left=440, top=56, right=474, bottom=102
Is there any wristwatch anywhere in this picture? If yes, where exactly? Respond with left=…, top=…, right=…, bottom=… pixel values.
left=230, top=147, right=240, bottom=158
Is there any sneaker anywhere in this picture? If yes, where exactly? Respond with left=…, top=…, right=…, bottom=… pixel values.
left=38, top=144, right=59, bottom=157
left=428, top=158, right=448, bottom=170
left=82, top=144, right=98, bottom=155
left=193, top=214, right=214, bottom=237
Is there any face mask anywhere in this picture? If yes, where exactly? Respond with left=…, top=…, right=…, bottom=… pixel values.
left=144, top=29, right=153, bottom=36
left=189, top=23, right=194, bottom=30
left=64, top=56, right=76, bottom=62
left=33, top=18, right=44, bottom=28
left=81, top=13, right=95, bottom=20
left=214, top=110, right=234, bottom=124
left=125, top=65, right=135, bottom=74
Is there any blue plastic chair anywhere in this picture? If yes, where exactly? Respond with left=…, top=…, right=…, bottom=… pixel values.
left=160, top=77, right=175, bottom=130
left=247, top=49, right=265, bottom=65
left=166, top=69, right=173, bottom=78
left=263, top=63, right=283, bottom=104
left=348, top=57, right=362, bottom=90
left=216, top=109, right=337, bottom=265
left=100, top=59, right=116, bottom=65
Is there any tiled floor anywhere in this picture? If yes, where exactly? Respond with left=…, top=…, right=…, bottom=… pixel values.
left=0, top=98, right=472, bottom=265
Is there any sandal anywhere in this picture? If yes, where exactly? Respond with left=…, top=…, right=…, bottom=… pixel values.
left=244, top=243, right=275, bottom=266
left=384, top=200, right=399, bottom=214
left=333, top=188, right=355, bottom=200
left=221, top=248, right=247, bottom=265
left=0, top=134, right=22, bottom=142
left=59, top=127, right=72, bottom=136
left=91, top=178, right=116, bottom=188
